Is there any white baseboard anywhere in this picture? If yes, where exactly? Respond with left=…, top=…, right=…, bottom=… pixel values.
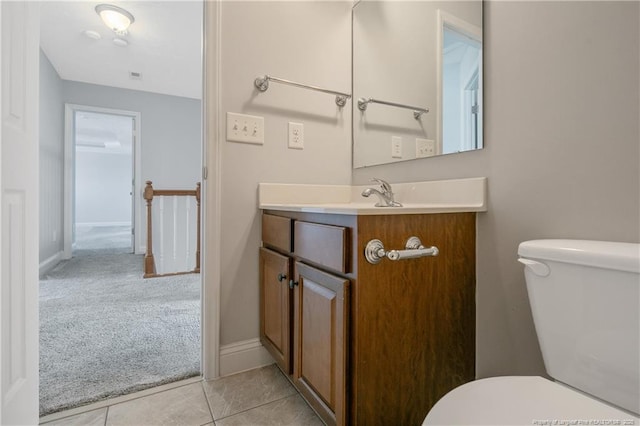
left=219, top=338, right=274, bottom=377
left=40, top=251, right=63, bottom=275
left=76, top=221, right=131, bottom=228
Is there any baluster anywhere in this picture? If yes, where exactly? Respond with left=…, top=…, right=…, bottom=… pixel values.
left=185, top=196, right=191, bottom=271
left=143, top=181, right=156, bottom=277
left=172, top=196, right=178, bottom=265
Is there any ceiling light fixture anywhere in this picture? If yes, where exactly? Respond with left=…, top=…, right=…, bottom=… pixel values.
left=95, top=4, right=135, bottom=36
left=83, top=30, right=102, bottom=40
left=112, top=38, right=129, bottom=47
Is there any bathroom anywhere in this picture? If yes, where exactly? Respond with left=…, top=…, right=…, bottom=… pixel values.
left=218, top=0, right=639, bottom=423
left=217, top=0, right=638, bottom=381
left=2, top=0, right=639, bottom=424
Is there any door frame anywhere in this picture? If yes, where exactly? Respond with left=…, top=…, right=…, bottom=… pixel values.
left=202, top=0, right=221, bottom=379
left=63, top=104, right=142, bottom=257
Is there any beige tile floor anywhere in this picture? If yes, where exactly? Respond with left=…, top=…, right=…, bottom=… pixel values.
left=39, top=365, right=325, bottom=426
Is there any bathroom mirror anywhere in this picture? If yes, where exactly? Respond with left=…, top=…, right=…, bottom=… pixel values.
left=352, top=1, right=483, bottom=168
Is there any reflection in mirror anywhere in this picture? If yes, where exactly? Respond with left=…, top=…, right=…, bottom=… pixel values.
left=353, top=1, right=482, bottom=168
left=441, top=11, right=483, bottom=153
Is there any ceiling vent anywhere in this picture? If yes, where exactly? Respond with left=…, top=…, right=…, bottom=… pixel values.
left=129, top=71, right=142, bottom=80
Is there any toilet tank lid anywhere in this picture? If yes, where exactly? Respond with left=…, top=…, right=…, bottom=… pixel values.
left=518, top=239, right=640, bottom=273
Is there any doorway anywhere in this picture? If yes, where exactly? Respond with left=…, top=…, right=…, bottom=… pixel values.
left=442, top=24, right=482, bottom=153
left=64, top=105, right=143, bottom=258
left=2, top=2, right=217, bottom=422
left=72, top=109, right=135, bottom=255
left=437, top=9, right=483, bottom=155
left=41, top=101, right=202, bottom=415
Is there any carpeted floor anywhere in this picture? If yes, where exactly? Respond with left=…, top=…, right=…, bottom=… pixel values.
left=74, top=225, right=133, bottom=256
left=39, top=248, right=201, bottom=416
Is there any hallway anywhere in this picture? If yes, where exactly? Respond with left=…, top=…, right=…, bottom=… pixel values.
left=39, top=235, right=200, bottom=415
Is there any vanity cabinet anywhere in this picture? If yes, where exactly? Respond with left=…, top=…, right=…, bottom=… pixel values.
left=260, top=211, right=476, bottom=426
left=261, top=214, right=350, bottom=424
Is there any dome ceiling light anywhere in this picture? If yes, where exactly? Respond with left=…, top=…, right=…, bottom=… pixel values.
left=95, top=4, right=135, bottom=36
left=83, top=30, right=102, bottom=40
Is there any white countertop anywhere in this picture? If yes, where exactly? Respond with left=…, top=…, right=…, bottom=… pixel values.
left=258, top=178, right=487, bottom=215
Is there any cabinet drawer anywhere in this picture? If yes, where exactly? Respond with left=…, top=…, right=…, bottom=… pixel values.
left=262, top=214, right=293, bottom=253
left=294, top=221, right=349, bottom=273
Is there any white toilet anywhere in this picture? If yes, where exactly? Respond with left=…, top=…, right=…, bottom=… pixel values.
left=424, top=239, right=640, bottom=425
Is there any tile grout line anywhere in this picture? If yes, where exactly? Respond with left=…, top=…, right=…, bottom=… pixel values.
left=103, top=406, right=109, bottom=426
left=200, top=381, right=216, bottom=425
left=102, top=378, right=204, bottom=410
left=40, top=377, right=203, bottom=424
left=214, top=391, right=299, bottom=421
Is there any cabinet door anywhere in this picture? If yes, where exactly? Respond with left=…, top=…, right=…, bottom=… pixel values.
left=293, top=262, right=349, bottom=426
left=259, top=248, right=292, bottom=374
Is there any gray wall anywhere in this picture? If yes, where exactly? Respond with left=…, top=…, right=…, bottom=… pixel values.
left=218, top=1, right=352, bottom=346
left=353, top=1, right=640, bottom=378
left=63, top=81, right=202, bottom=190
left=75, top=150, right=132, bottom=225
left=38, top=74, right=202, bottom=261
left=39, top=50, right=65, bottom=263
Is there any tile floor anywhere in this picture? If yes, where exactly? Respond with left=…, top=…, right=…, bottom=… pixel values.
left=39, top=365, right=324, bottom=426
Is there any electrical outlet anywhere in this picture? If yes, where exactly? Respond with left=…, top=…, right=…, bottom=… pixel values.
left=226, top=112, right=264, bottom=145
left=288, top=122, right=304, bottom=149
left=416, top=138, right=436, bottom=158
left=391, top=136, right=402, bottom=158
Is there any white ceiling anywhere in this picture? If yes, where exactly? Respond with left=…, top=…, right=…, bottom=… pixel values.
left=40, top=1, right=203, bottom=100
left=75, top=110, right=133, bottom=154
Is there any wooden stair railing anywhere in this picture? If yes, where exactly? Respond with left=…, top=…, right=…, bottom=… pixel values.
left=143, top=180, right=201, bottom=278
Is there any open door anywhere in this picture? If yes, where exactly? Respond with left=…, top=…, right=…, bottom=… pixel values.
left=1, top=2, right=41, bottom=424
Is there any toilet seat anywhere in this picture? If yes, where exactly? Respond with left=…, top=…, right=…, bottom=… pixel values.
left=423, top=376, right=639, bottom=425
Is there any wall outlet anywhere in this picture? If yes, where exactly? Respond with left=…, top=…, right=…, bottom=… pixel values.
left=226, top=112, right=264, bottom=145
left=288, top=122, right=304, bottom=149
left=391, top=136, right=402, bottom=158
left=416, top=138, right=436, bottom=158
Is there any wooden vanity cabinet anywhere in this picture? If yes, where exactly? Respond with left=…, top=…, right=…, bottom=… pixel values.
left=260, top=211, right=476, bottom=426
left=259, top=214, right=294, bottom=374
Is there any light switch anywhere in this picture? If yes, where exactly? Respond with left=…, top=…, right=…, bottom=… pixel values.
left=226, top=112, right=264, bottom=145
left=416, top=138, right=435, bottom=158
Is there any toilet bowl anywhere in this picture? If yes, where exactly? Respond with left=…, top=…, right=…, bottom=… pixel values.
left=423, top=240, right=640, bottom=425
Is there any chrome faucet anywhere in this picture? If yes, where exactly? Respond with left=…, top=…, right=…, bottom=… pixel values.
left=361, top=178, right=403, bottom=207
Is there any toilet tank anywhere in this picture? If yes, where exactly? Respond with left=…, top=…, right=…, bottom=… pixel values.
left=518, top=240, right=640, bottom=415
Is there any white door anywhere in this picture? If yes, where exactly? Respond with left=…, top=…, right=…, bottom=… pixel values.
left=1, top=2, right=40, bottom=424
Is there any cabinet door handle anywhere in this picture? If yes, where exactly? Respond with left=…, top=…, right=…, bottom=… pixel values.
left=289, top=279, right=299, bottom=289
left=277, top=273, right=287, bottom=282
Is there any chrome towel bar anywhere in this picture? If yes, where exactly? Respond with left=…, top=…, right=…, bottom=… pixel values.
left=357, top=97, right=429, bottom=119
left=365, top=236, right=439, bottom=264
left=254, top=75, right=351, bottom=107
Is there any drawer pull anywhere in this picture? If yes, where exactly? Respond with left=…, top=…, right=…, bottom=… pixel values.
left=277, top=273, right=287, bottom=282
left=289, top=279, right=299, bottom=289
left=365, top=236, right=439, bottom=264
